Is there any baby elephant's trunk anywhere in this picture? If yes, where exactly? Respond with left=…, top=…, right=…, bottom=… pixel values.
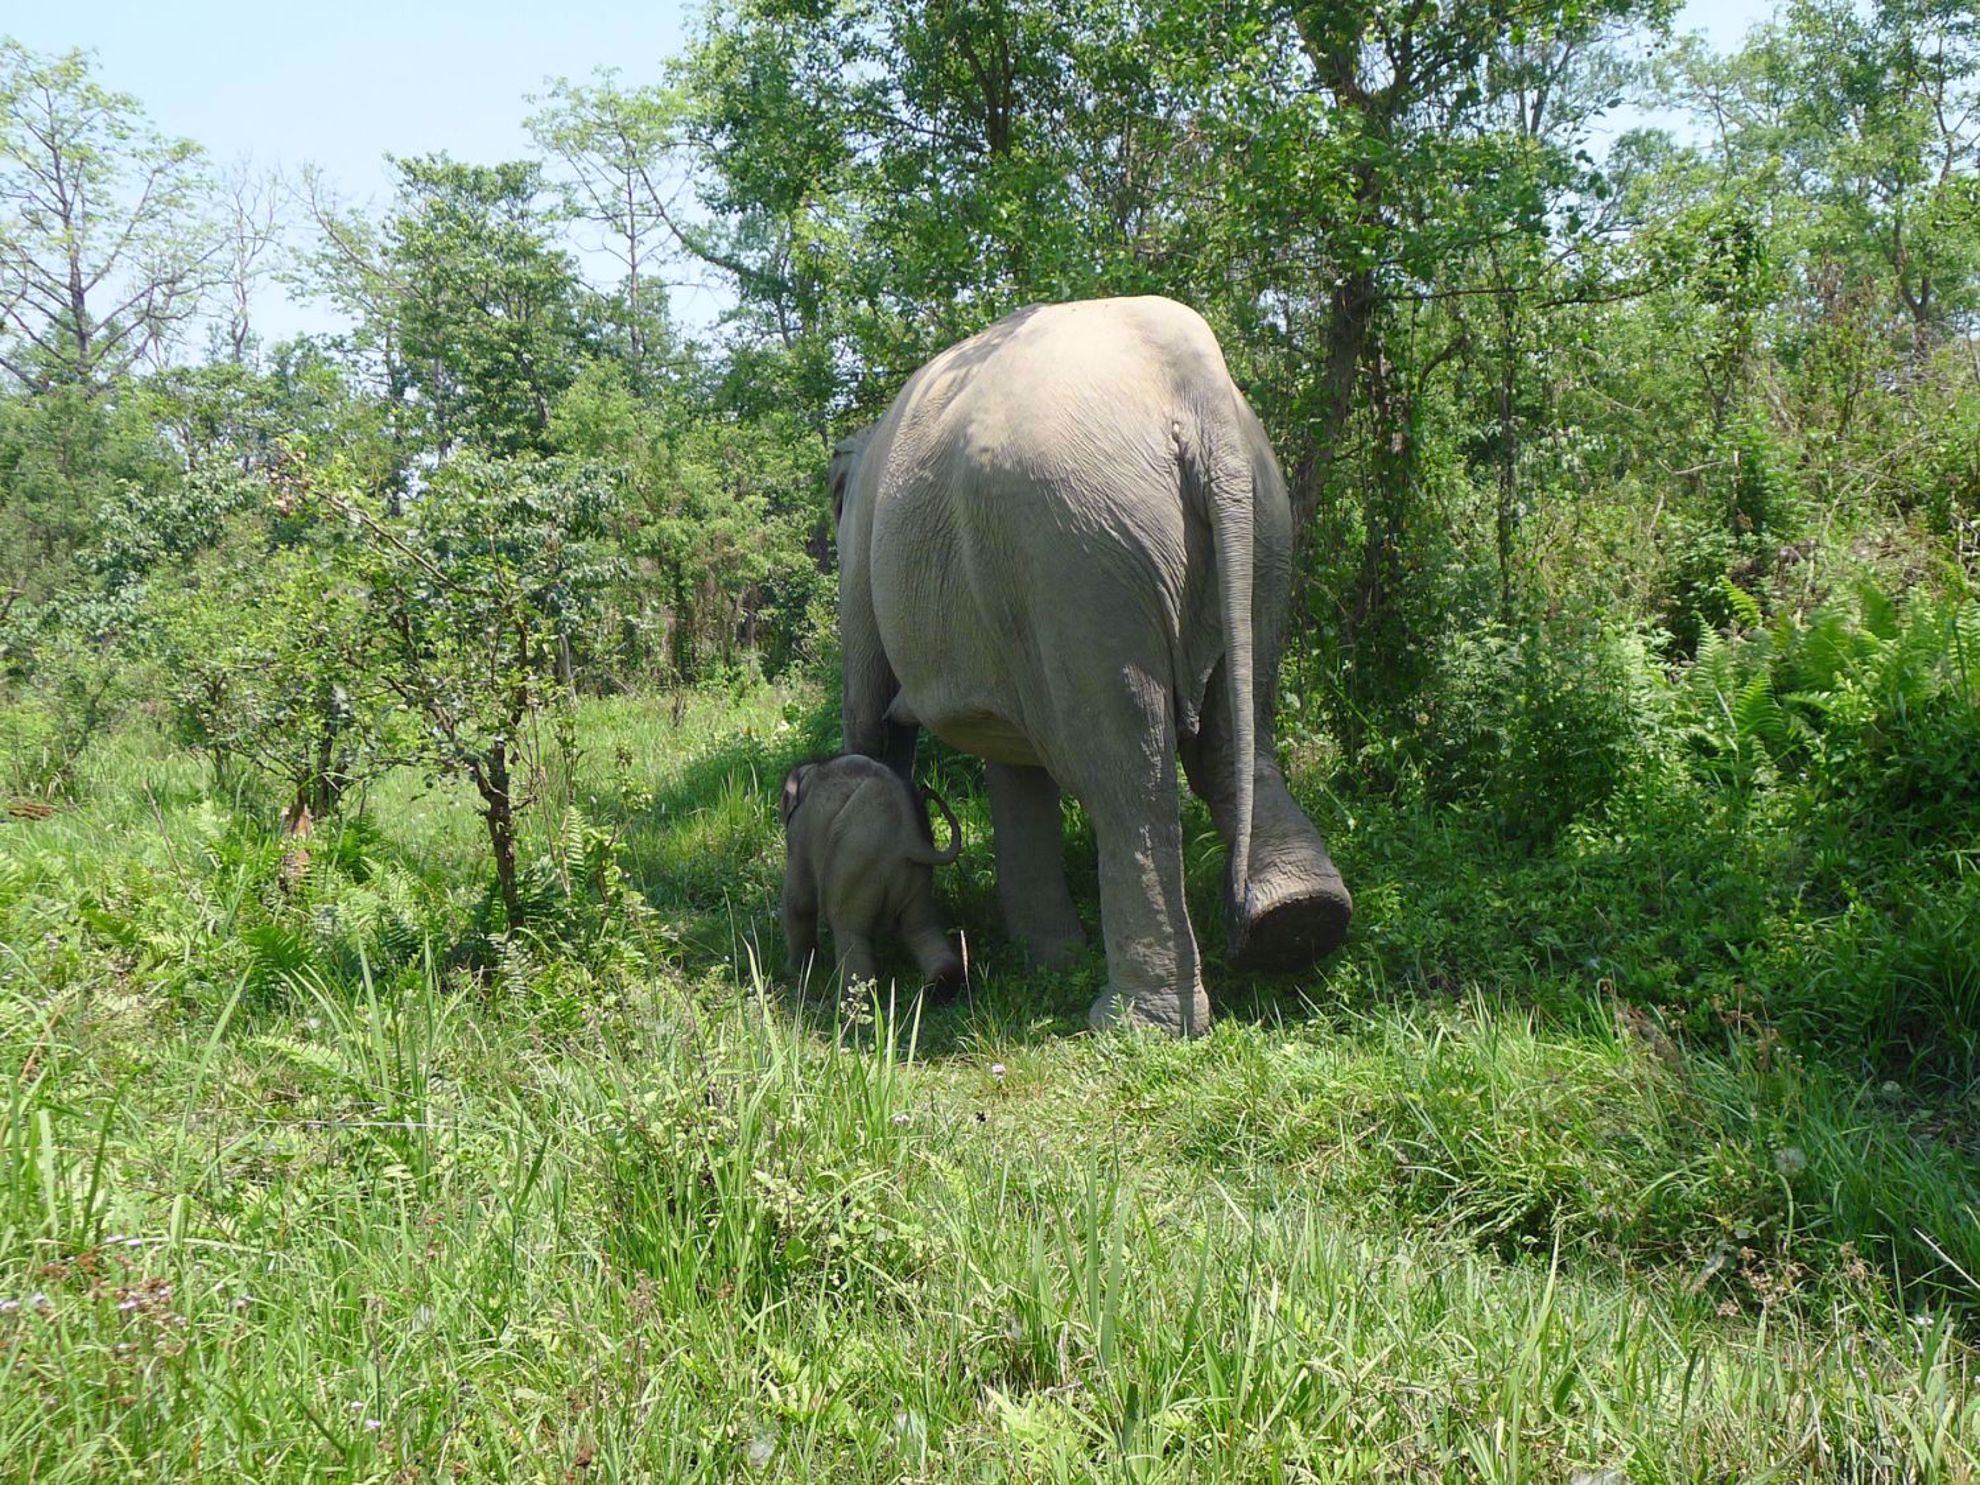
left=907, top=787, right=963, bottom=866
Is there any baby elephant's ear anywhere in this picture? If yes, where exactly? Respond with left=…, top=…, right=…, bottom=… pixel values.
left=779, top=765, right=808, bottom=825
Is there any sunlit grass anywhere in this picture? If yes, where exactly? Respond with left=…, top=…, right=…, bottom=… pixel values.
left=2, top=683, right=1976, bottom=1480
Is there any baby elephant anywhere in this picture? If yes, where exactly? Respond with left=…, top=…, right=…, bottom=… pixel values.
left=779, top=754, right=964, bottom=993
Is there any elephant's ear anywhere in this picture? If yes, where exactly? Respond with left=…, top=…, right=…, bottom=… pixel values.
left=779, top=764, right=808, bottom=826
left=826, top=425, right=874, bottom=526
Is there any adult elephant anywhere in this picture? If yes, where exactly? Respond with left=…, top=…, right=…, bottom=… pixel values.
left=831, top=296, right=1350, bottom=1035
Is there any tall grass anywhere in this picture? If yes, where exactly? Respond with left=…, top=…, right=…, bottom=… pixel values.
left=1, top=679, right=1976, bottom=1479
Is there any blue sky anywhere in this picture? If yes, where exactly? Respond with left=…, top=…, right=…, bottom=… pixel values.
left=14, top=0, right=1778, bottom=344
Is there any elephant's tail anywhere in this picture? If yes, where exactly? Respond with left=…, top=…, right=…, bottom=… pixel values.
left=1199, top=390, right=1255, bottom=919
left=908, top=787, right=963, bottom=866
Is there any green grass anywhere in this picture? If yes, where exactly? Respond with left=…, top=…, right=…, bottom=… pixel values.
left=2, top=686, right=1977, bottom=1481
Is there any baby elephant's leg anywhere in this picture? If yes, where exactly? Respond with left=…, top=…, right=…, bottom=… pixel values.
left=830, top=918, right=880, bottom=997
left=781, top=874, right=820, bottom=982
left=900, top=894, right=963, bottom=995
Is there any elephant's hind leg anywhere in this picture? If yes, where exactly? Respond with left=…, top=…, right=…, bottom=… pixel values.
left=829, top=920, right=881, bottom=999
left=986, top=763, right=1087, bottom=969
left=899, top=899, right=964, bottom=998
left=1180, top=664, right=1351, bottom=971
left=1059, top=685, right=1210, bottom=1037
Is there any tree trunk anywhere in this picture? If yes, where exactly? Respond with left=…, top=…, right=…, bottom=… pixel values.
left=1291, top=264, right=1380, bottom=534
left=310, top=701, right=342, bottom=818
left=477, top=740, right=522, bottom=929
left=1495, top=271, right=1521, bottom=624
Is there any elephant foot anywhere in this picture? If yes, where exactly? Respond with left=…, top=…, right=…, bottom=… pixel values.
left=1230, top=861, right=1352, bottom=972
left=923, top=953, right=966, bottom=1005
left=1087, top=985, right=1212, bottom=1038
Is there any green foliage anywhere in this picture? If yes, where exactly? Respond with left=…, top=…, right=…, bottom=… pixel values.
left=601, top=994, right=933, bottom=1307
left=0, top=385, right=179, bottom=654
left=146, top=540, right=400, bottom=811
left=1403, top=610, right=1659, bottom=846
left=2, top=692, right=1976, bottom=1480
left=0, top=633, right=132, bottom=798
left=525, top=70, right=685, bottom=387
left=550, top=363, right=830, bottom=682
left=382, top=156, right=593, bottom=456
left=0, top=40, right=220, bottom=390
left=0, top=7, right=1978, bottom=1471
left=334, top=449, right=625, bottom=925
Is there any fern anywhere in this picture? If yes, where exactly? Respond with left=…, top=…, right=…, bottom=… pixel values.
left=1858, top=581, right=1900, bottom=643
left=1733, top=671, right=1790, bottom=759
left=244, top=1033, right=346, bottom=1084
left=1788, top=605, right=1860, bottom=694
left=560, top=802, right=593, bottom=891
left=1950, top=596, right=1980, bottom=702
left=1719, top=577, right=1764, bottom=631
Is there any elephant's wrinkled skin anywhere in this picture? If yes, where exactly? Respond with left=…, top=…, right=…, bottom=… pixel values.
left=779, top=754, right=964, bottom=994
left=832, top=295, right=1350, bottom=1035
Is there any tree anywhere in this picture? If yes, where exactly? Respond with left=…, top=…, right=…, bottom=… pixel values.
left=383, top=156, right=592, bottom=457
left=677, top=0, right=1186, bottom=421
left=550, top=361, right=825, bottom=683
left=294, top=156, right=592, bottom=462
left=0, top=382, right=173, bottom=646
left=315, top=451, right=623, bottom=926
left=527, top=71, right=688, bottom=386
left=148, top=534, right=399, bottom=817
left=215, top=159, right=283, bottom=365
left=0, top=40, right=221, bottom=390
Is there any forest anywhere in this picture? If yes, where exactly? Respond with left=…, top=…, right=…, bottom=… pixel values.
left=2, top=0, right=1979, bottom=1477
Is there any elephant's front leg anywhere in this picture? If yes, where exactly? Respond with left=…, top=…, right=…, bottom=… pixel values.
left=840, top=579, right=918, bottom=779
left=1179, top=665, right=1351, bottom=970
left=782, top=874, right=820, bottom=983
left=986, top=763, right=1087, bottom=969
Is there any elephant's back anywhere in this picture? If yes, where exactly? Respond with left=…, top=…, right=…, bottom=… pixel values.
left=872, top=296, right=1236, bottom=573
left=894, top=297, right=1232, bottom=458
left=863, top=298, right=1238, bottom=769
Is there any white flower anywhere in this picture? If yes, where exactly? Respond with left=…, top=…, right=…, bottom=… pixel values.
left=989, top=1063, right=1006, bottom=1081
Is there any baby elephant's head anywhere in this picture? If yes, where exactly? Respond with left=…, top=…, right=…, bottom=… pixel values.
left=778, top=762, right=813, bottom=829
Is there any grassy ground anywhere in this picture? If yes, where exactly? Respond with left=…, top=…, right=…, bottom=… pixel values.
left=2, top=685, right=1977, bottom=1481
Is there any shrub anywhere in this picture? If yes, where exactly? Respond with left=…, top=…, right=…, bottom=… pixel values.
left=1410, top=609, right=1660, bottom=847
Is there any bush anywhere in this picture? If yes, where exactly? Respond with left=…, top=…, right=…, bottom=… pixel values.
left=1409, top=609, right=1660, bottom=847
left=599, top=995, right=934, bottom=1307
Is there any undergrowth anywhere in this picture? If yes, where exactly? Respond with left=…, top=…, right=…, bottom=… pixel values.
left=0, top=586, right=1972, bottom=1481
left=2, top=656, right=1977, bottom=1479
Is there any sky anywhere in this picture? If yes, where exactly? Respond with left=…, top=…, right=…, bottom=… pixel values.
left=11, top=0, right=1780, bottom=346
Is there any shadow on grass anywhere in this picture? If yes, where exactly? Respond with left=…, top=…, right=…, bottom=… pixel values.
left=585, top=698, right=1380, bottom=1058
